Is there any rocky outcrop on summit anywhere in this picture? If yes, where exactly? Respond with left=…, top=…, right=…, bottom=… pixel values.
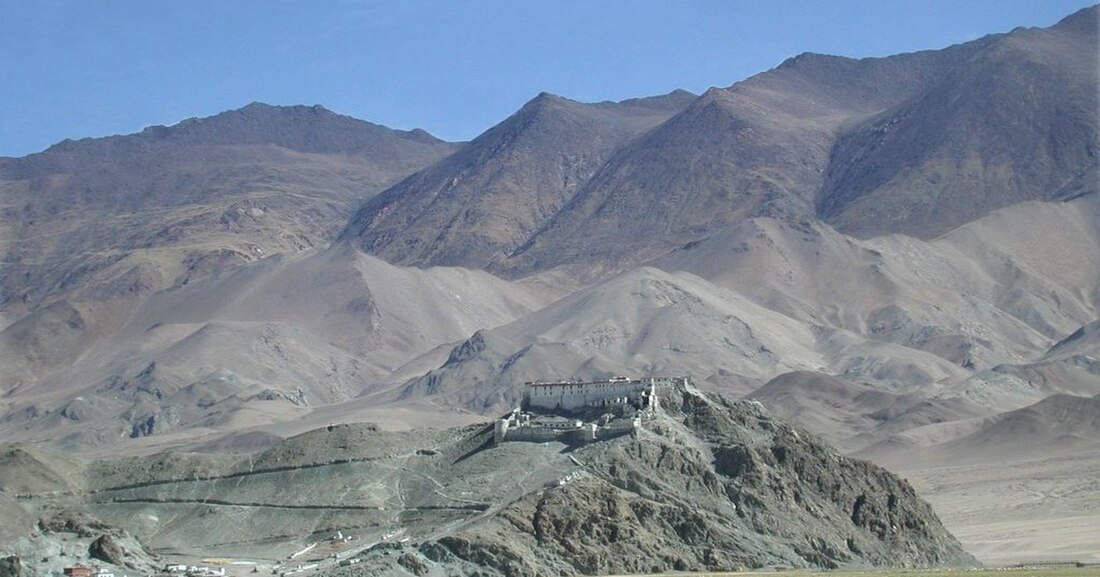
left=394, top=387, right=974, bottom=576
left=88, top=534, right=127, bottom=567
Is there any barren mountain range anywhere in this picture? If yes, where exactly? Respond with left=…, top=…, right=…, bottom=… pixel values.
left=348, top=6, right=1096, bottom=274
left=0, top=5, right=1097, bottom=572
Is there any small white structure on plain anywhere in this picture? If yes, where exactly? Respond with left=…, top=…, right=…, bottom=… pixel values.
left=288, top=542, right=317, bottom=560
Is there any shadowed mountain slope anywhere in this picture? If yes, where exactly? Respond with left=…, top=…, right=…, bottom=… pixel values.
left=818, top=7, right=1099, bottom=238
left=340, top=9, right=1095, bottom=278
left=342, top=90, right=696, bottom=269
left=796, top=315, right=1100, bottom=464
left=504, top=44, right=987, bottom=275
left=1043, top=319, right=1100, bottom=362
left=947, top=393, right=1100, bottom=457
left=0, top=103, right=458, bottom=327
left=928, top=319, right=1100, bottom=420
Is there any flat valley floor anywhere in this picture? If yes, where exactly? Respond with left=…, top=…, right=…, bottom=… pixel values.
left=609, top=565, right=1100, bottom=577
left=901, top=449, right=1100, bottom=565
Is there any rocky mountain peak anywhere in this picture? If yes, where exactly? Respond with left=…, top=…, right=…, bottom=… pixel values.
left=817, top=13, right=1097, bottom=239
left=1052, top=4, right=1099, bottom=35
left=130, top=101, right=449, bottom=153
left=341, top=89, right=696, bottom=268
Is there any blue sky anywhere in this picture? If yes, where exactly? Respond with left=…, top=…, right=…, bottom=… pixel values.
left=1, top=0, right=1095, bottom=157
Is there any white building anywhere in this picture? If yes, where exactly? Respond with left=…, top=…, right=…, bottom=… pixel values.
left=523, top=376, right=683, bottom=411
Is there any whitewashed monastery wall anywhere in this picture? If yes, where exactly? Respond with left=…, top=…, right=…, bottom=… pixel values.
left=524, top=376, right=684, bottom=411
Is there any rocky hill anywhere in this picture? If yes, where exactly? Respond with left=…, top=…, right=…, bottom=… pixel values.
left=385, top=387, right=974, bottom=576
left=4, top=383, right=975, bottom=577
